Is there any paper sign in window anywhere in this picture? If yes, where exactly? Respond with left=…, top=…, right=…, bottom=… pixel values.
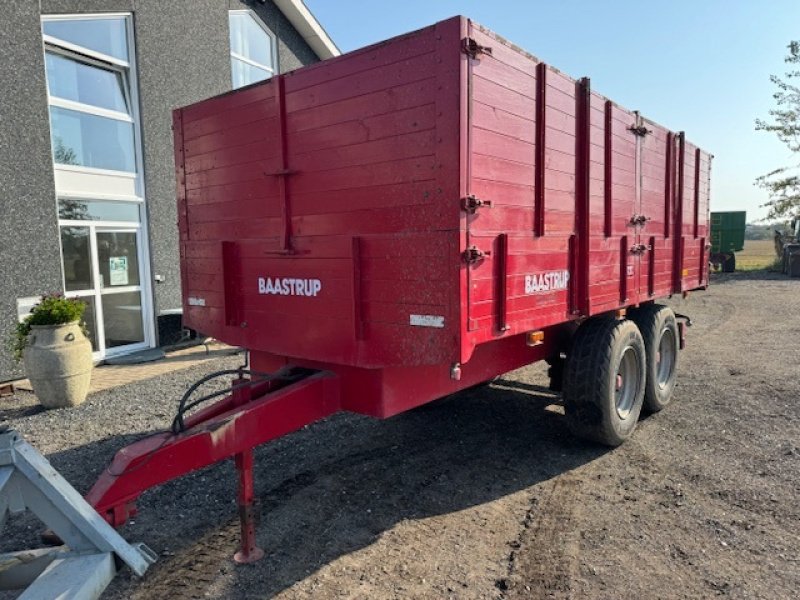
left=109, top=256, right=129, bottom=286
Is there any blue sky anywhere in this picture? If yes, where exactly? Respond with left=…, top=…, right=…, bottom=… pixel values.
left=306, top=0, right=800, bottom=221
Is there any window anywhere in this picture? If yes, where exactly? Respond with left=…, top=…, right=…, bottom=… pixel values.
left=43, top=18, right=129, bottom=61
left=43, top=14, right=152, bottom=359
left=229, top=10, right=276, bottom=88
left=44, top=17, right=136, bottom=173
left=49, top=105, right=136, bottom=172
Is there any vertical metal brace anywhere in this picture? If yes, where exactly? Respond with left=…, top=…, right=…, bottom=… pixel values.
left=568, top=234, right=579, bottom=314
left=693, top=147, right=701, bottom=238
left=699, top=237, right=706, bottom=284
left=271, top=75, right=295, bottom=254
left=497, top=233, right=509, bottom=332
left=620, top=235, right=629, bottom=303
left=603, top=100, right=613, bottom=237
left=534, top=62, right=547, bottom=237
left=673, top=132, right=686, bottom=293
left=574, top=77, right=592, bottom=315
left=664, top=131, right=673, bottom=238
left=648, top=236, right=656, bottom=297
left=352, top=237, right=365, bottom=340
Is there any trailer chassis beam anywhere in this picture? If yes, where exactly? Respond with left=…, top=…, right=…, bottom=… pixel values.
left=85, top=369, right=340, bottom=561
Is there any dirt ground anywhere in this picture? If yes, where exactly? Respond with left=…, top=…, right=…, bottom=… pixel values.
left=2, top=270, right=799, bottom=599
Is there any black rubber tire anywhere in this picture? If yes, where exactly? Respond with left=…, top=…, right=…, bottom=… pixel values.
left=562, top=318, right=646, bottom=446
left=629, top=304, right=679, bottom=413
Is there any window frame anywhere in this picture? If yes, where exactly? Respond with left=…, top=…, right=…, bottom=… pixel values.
left=42, top=12, right=155, bottom=359
left=42, top=13, right=139, bottom=177
left=228, top=9, right=278, bottom=88
left=45, top=46, right=133, bottom=121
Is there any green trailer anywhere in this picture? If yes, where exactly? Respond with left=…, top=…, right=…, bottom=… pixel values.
left=710, top=211, right=746, bottom=272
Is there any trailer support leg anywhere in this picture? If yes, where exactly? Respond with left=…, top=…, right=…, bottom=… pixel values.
left=233, top=449, right=264, bottom=563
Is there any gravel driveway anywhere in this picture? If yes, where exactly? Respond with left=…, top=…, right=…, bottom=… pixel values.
left=1, top=270, right=798, bottom=599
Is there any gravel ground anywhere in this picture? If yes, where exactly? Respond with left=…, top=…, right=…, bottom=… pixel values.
left=1, top=270, right=799, bottom=599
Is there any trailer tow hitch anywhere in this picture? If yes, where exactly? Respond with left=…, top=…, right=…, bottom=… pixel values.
left=84, top=366, right=341, bottom=563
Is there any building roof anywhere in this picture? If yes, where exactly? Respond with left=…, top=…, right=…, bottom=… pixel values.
left=272, top=0, right=339, bottom=59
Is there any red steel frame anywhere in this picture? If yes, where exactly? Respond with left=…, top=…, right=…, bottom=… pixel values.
left=86, top=16, right=712, bottom=560
left=86, top=370, right=340, bottom=561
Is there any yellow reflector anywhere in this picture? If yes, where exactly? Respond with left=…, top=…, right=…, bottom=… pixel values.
left=682, top=268, right=689, bottom=277
left=526, top=330, right=545, bottom=346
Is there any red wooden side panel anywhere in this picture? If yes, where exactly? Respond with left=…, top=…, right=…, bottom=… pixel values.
left=463, top=23, right=577, bottom=361
left=639, top=118, right=675, bottom=300
left=677, top=139, right=711, bottom=290
left=463, top=19, right=711, bottom=362
left=587, top=99, right=639, bottom=313
left=176, top=19, right=464, bottom=368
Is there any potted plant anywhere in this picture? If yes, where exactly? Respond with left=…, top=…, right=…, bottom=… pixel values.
left=11, top=294, right=93, bottom=408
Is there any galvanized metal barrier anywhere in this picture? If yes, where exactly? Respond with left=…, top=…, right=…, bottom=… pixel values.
left=0, top=428, right=155, bottom=599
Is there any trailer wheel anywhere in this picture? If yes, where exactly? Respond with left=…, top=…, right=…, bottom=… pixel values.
left=629, top=304, right=679, bottom=413
left=563, top=318, right=646, bottom=446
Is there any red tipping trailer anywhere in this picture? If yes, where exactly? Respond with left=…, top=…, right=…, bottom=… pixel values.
left=87, top=16, right=711, bottom=561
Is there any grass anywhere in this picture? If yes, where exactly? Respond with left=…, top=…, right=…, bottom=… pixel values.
left=735, top=239, right=779, bottom=271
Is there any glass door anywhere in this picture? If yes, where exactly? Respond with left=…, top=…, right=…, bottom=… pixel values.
left=96, top=227, right=146, bottom=351
left=60, top=200, right=148, bottom=357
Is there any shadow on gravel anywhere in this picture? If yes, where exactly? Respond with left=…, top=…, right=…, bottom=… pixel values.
left=0, top=403, right=44, bottom=421
left=11, top=381, right=609, bottom=598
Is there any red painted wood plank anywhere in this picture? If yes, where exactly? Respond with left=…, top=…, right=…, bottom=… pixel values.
left=472, top=102, right=536, bottom=144
left=290, top=181, right=440, bottom=215
left=473, top=74, right=536, bottom=120
left=286, top=78, right=436, bottom=133
left=473, top=56, right=537, bottom=100
left=288, top=155, right=438, bottom=195
left=182, top=83, right=275, bottom=124
left=286, top=52, right=437, bottom=113
left=285, top=25, right=438, bottom=94
left=290, top=104, right=436, bottom=154
left=184, top=117, right=278, bottom=157
left=186, top=179, right=280, bottom=207
left=184, top=140, right=278, bottom=175
left=183, top=100, right=276, bottom=141
left=291, top=129, right=436, bottom=173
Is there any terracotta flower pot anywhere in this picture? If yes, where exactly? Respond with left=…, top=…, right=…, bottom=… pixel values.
left=23, top=321, right=93, bottom=409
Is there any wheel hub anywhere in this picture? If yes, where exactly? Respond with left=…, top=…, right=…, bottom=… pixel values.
left=615, top=345, right=641, bottom=419
left=656, top=327, right=676, bottom=390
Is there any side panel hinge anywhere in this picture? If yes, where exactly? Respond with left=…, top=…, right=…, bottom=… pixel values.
left=462, top=194, right=492, bottom=213
left=628, top=214, right=651, bottom=226
left=629, top=124, right=651, bottom=137
left=461, top=37, right=493, bottom=59
left=462, top=245, right=490, bottom=264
